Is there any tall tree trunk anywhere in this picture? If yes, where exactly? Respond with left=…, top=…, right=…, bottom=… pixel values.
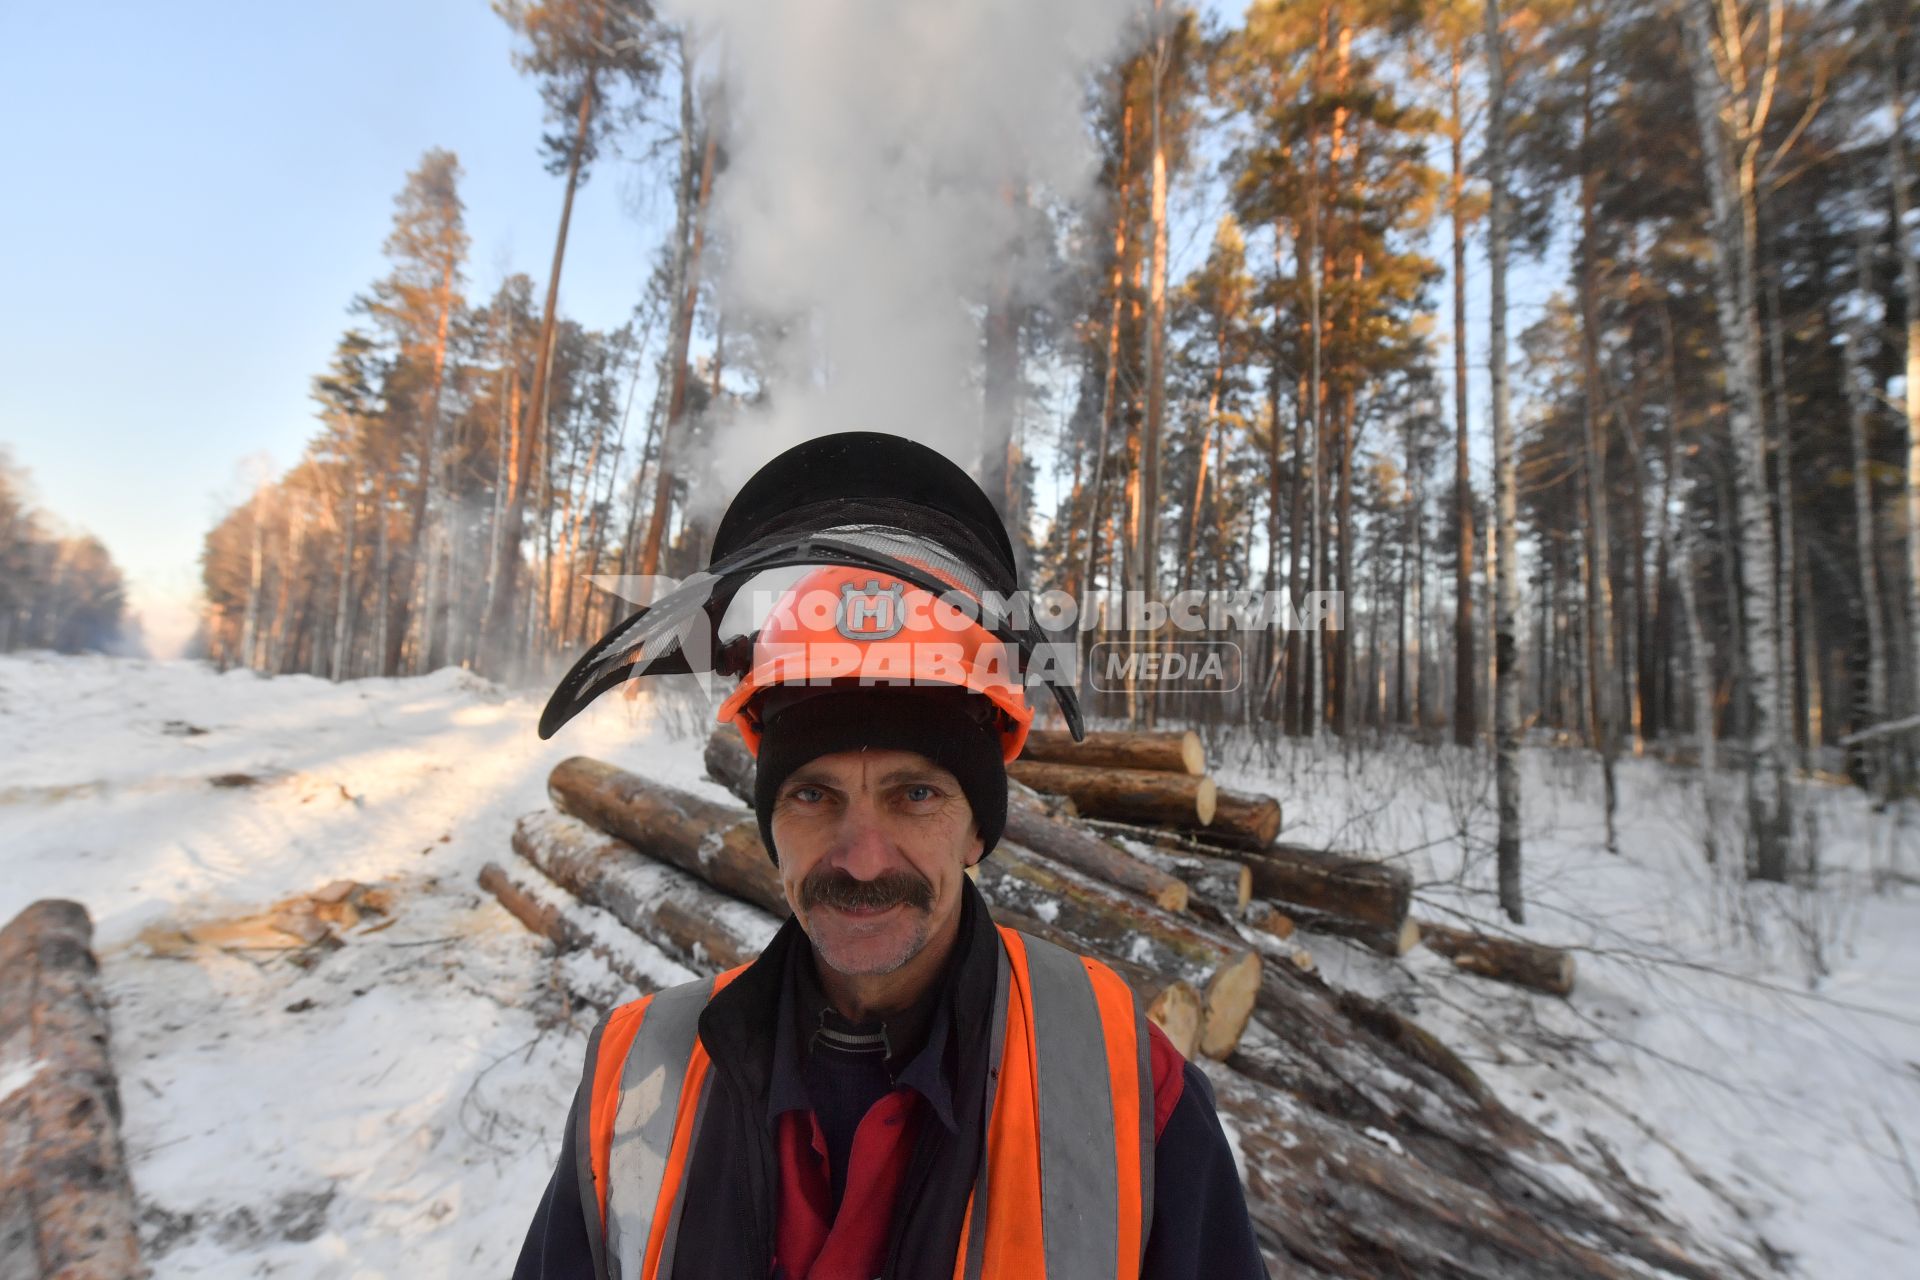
left=639, top=55, right=718, bottom=582
left=1884, top=21, right=1920, bottom=721
left=1285, top=364, right=1308, bottom=734
left=482, top=72, right=596, bottom=674
left=1681, top=0, right=1793, bottom=881
left=1845, top=230, right=1890, bottom=790
left=1764, top=273, right=1805, bottom=761
left=482, top=355, right=517, bottom=658
left=417, top=252, right=458, bottom=673
left=1450, top=39, right=1477, bottom=748
left=1576, top=125, right=1618, bottom=849
left=240, top=485, right=266, bottom=669
left=1305, top=153, right=1325, bottom=741
left=1081, top=81, right=1135, bottom=624
left=1487, top=0, right=1524, bottom=923
left=1676, top=517, right=1722, bottom=861
left=1263, top=239, right=1288, bottom=725
left=332, top=462, right=358, bottom=681
left=1142, top=2, right=1170, bottom=682
left=1407, top=416, right=1426, bottom=726
left=1337, top=382, right=1357, bottom=737
left=375, top=481, right=392, bottom=674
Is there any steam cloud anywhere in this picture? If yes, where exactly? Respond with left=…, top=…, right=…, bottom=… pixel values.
left=661, top=0, right=1138, bottom=511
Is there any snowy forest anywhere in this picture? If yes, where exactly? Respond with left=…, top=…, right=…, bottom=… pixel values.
left=191, top=0, right=1918, bottom=917
left=0, top=447, right=129, bottom=653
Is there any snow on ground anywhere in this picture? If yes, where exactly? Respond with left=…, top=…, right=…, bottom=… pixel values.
left=0, top=652, right=733, bottom=1276
left=3, top=652, right=1918, bottom=1276
left=1207, top=729, right=1920, bottom=1276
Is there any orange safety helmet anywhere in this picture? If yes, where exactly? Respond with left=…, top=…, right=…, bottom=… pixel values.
left=715, top=564, right=1034, bottom=762
left=539, top=432, right=1082, bottom=745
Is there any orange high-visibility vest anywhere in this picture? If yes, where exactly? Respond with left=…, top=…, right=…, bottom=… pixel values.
left=572, top=927, right=1155, bottom=1280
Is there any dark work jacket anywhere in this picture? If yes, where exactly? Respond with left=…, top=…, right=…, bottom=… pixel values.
left=512, top=879, right=1269, bottom=1279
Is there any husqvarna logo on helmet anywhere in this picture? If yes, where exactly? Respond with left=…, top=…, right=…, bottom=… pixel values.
left=836, top=579, right=906, bottom=639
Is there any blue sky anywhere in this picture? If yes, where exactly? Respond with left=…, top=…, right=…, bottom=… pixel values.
left=1, top=1, right=1556, bottom=658
left=0, top=0, right=667, bottom=653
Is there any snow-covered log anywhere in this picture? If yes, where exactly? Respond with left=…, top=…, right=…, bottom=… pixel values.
left=1207, top=1060, right=1724, bottom=1280
left=1017, top=728, right=1206, bottom=775
left=1004, top=786, right=1190, bottom=912
left=478, top=859, right=588, bottom=951
left=0, top=900, right=144, bottom=1280
left=512, top=810, right=782, bottom=972
left=1417, top=920, right=1576, bottom=996
left=548, top=755, right=789, bottom=918
left=1185, top=786, right=1283, bottom=850
left=1223, top=843, right=1413, bottom=954
left=478, top=858, right=691, bottom=998
left=1007, top=760, right=1219, bottom=829
left=1103, top=832, right=1251, bottom=920
left=977, top=844, right=1261, bottom=1060
left=993, top=907, right=1203, bottom=1059
left=1087, top=820, right=1412, bottom=955
left=1226, top=958, right=1735, bottom=1279
left=1242, top=900, right=1295, bottom=940
left=703, top=724, right=757, bottom=805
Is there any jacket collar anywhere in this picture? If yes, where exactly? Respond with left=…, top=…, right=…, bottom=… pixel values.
left=691, top=874, right=1004, bottom=1280
left=767, top=918, right=963, bottom=1135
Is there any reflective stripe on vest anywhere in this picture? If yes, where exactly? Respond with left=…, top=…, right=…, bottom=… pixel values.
left=576, top=967, right=746, bottom=1280
left=579, top=929, right=1153, bottom=1280
left=952, top=928, right=1154, bottom=1280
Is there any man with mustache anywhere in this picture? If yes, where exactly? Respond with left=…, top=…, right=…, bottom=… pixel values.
left=515, top=434, right=1267, bottom=1279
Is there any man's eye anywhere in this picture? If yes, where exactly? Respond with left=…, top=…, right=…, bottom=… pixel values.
left=789, top=785, right=824, bottom=803
left=904, top=784, right=939, bottom=803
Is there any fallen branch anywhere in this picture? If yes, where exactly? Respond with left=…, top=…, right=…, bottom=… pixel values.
left=1417, top=920, right=1576, bottom=997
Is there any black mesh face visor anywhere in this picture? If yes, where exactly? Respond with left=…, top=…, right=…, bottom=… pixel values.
left=536, top=517, right=1084, bottom=741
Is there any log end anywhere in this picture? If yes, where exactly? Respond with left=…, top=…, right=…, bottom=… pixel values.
left=1244, top=901, right=1294, bottom=940
left=1179, top=730, right=1206, bottom=776
left=1197, top=951, right=1262, bottom=1060
left=1547, top=956, right=1576, bottom=997
left=1155, top=881, right=1191, bottom=914
left=1194, top=776, right=1218, bottom=827
left=1148, top=981, right=1203, bottom=1060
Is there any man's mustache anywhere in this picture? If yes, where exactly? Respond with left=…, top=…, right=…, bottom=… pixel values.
left=799, top=866, right=935, bottom=914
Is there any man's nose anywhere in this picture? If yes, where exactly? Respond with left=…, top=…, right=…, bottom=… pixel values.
left=826, top=798, right=900, bottom=879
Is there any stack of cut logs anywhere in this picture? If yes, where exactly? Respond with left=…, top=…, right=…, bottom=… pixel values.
left=485, top=728, right=1739, bottom=1279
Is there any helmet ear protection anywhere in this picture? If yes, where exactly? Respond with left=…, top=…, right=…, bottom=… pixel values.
left=538, top=432, right=1085, bottom=744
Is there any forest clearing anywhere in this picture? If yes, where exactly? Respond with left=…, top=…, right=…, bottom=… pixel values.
left=6, top=0, right=1920, bottom=1275
left=3, top=653, right=1916, bottom=1276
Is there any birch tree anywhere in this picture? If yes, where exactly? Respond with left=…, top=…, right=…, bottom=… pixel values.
left=1487, top=0, right=1525, bottom=922
left=1680, top=0, right=1794, bottom=879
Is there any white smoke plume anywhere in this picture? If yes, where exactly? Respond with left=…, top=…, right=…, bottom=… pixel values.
left=661, top=0, right=1140, bottom=510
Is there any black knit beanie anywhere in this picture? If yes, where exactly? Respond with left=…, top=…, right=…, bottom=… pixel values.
left=751, top=685, right=1009, bottom=865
